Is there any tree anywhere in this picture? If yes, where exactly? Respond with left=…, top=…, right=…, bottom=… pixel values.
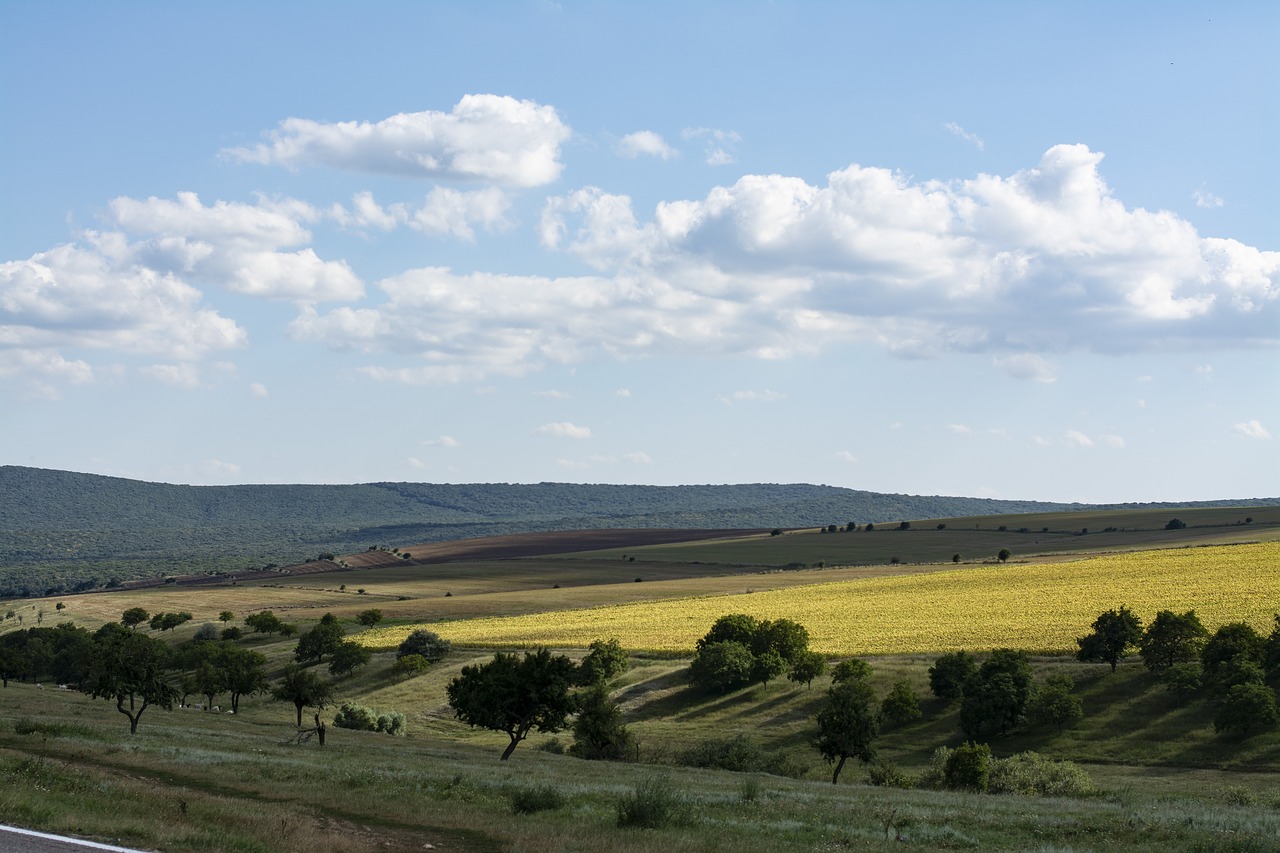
left=1076, top=605, right=1143, bottom=672
left=149, top=612, right=192, bottom=633
left=688, top=641, right=754, bottom=692
left=569, top=682, right=636, bottom=761
left=245, top=610, right=288, bottom=635
left=1214, top=683, right=1279, bottom=735
left=218, top=611, right=234, bottom=623
left=193, top=659, right=225, bottom=711
left=814, top=679, right=879, bottom=784
left=294, top=613, right=344, bottom=664
left=218, top=645, right=267, bottom=713
left=1139, top=610, right=1208, bottom=671
left=1028, top=673, right=1083, bottom=733
left=1201, top=622, right=1265, bottom=682
left=392, top=653, right=430, bottom=678
left=997, top=548, right=1011, bottom=563
left=1265, top=614, right=1280, bottom=675
left=1165, top=518, right=1187, bottom=530
left=750, top=648, right=786, bottom=687
left=577, top=637, right=628, bottom=686
left=356, top=609, right=383, bottom=628
left=880, top=681, right=922, bottom=726
left=87, top=624, right=177, bottom=733
left=787, top=650, right=827, bottom=689
left=928, top=651, right=976, bottom=702
left=396, top=629, right=451, bottom=662
left=959, top=649, right=1035, bottom=739
left=121, top=607, right=150, bottom=629
left=831, top=658, right=873, bottom=685
left=752, top=618, right=810, bottom=664
left=446, top=648, right=578, bottom=760
left=328, top=640, right=372, bottom=677
left=272, top=664, right=333, bottom=727
left=695, top=614, right=760, bottom=652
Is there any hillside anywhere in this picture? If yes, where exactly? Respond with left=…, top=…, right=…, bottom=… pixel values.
left=2, top=465, right=1276, bottom=597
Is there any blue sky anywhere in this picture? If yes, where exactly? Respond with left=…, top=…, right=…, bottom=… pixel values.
left=2, top=1, right=1276, bottom=503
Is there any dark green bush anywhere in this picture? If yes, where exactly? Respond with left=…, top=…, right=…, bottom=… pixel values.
left=509, top=784, right=565, bottom=814
left=615, top=775, right=690, bottom=829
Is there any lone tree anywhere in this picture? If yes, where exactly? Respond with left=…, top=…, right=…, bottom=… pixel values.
left=787, top=650, right=827, bottom=689
left=577, top=637, right=629, bottom=686
left=294, top=613, right=345, bottom=664
left=1028, top=673, right=1084, bottom=734
left=396, top=629, right=451, bottom=662
left=814, top=679, right=879, bottom=784
left=689, top=614, right=812, bottom=692
left=569, top=682, right=636, bottom=761
left=87, top=624, right=177, bottom=733
left=446, top=648, right=577, bottom=760
left=328, top=640, right=373, bottom=678
left=959, top=649, right=1035, bottom=740
left=273, top=664, right=333, bottom=727
left=356, top=609, right=383, bottom=628
left=121, top=607, right=150, bottom=629
left=1076, top=605, right=1143, bottom=672
left=1139, top=609, right=1208, bottom=670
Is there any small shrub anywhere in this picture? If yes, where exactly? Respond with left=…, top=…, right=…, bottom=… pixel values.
left=868, top=760, right=913, bottom=788
left=376, top=711, right=406, bottom=736
left=392, top=653, right=430, bottom=678
left=396, top=629, right=451, bottom=662
left=616, top=775, right=690, bottom=829
left=739, top=776, right=762, bottom=803
left=192, top=623, right=219, bottom=641
left=332, top=702, right=378, bottom=732
left=536, top=737, right=566, bottom=755
left=944, top=742, right=991, bottom=792
left=988, top=752, right=1095, bottom=797
left=679, top=734, right=764, bottom=772
left=880, top=681, right=922, bottom=726
left=1223, top=785, right=1258, bottom=807
left=509, top=784, right=565, bottom=814
left=916, top=746, right=951, bottom=790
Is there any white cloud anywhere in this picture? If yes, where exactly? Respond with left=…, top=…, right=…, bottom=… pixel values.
left=615, top=388, right=632, bottom=398
left=140, top=363, right=201, bottom=388
left=624, top=451, right=653, bottom=464
left=291, top=144, right=1279, bottom=383
left=422, top=435, right=461, bottom=448
left=1193, top=189, right=1224, bottom=209
left=618, top=131, right=675, bottom=159
left=411, top=187, right=511, bottom=240
left=249, top=382, right=268, bottom=397
left=682, top=127, right=741, bottom=165
left=205, top=459, right=242, bottom=477
left=1102, top=434, right=1126, bottom=448
left=995, top=353, right=1056, bottom=382
left=1193, top=364, right=1213, bottom=376
left=108, top=192, right=364, bottom=301
left=1032, top=435, right=1051, bottom=447
left=1065, top=430, right=1095, bottom=448
left=836, top=450, right=857, bottom=463
left=0, top=241, right=247, bottom=368
left=407, top=457, right=426, bottom=468
left=536, top=421, right=591, bottom=439
left=536, top=389, right=570, bottom=399
left=1233, top=419, right=1271, bottom=440
left=947, top=424, right=972, bottom=434
left=222, top=95, right=570, bottom=187
left=718, top=389, right=785, bottom=405
left=944, top=121, right=985, bottom=151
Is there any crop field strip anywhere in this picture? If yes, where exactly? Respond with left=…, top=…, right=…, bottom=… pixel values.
left=357, top=542, right=1280, bottom=656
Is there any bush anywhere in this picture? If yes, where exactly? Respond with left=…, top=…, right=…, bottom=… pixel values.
left=376, top=711, right=406, bottom=736
left=831, top=658, right=872, bottom=684
left=509, top=784, right=564, bottom=814
left=192, top=623, right=219, bottom=641
left=688, top=640, right=754, bottom=691
left=569, top=683, right=636, bottom=761
left=944, top=742, right=991, bottom=792
left=1214, top=683, right=1280, bottom=735
left=867, top=760, right=913, bottom=788
left=577, top=638, right=628, bottom=686
left=396, top=629, right=451, bottom=662
left=1161, top=662, right=1203, bottom=695
left=679, top=734, right=765, bottom=773
left=988, top=752, right=1095, bottom=797
left=916, top=746, right=952, bottom=790
left=615, top=775, right=690, bottom=829
left=220, top=626, right=243, bottom=642
left=392, top=653, right=430, bottom=678
left=332, top=702, right=378, bottom=732
left=928, top=651, right=975, bottom=702
left=880, top=681, right=922, bottom=726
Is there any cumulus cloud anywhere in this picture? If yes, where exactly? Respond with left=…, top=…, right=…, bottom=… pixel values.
left=536, top=421, right=591, bottom=439
left=944, top=121, right=985, bottom=151
left=1102, top=434, right=1126, bottom=448
left=290, top=144, right=1277, bottom=383
left=249, top=382, right=269, bottom=397
left=624, top=451, right=653, bottom=464
left=615, top=388, right=632, bottom=398
left=836, top=451, right=857, bottom=463
left=1234, top=419, right=1271, bottom=439
left=411, top=187, right=511, bottom=240
left=140, top=363, right=202, bottom=388
left=107, top=192, right=363, bottom=301
left=222, top=95, right=570, bottom=187
left=948, top=424, right=972, bottom=434
left=1, top=240, right=247, bottom=366
left=619, top=131, right=675, bottom=159
left=422, top=435, right=461, bottom=447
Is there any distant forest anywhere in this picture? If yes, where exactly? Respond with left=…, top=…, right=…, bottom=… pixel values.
left=2, top=465, right=1276, bottom=598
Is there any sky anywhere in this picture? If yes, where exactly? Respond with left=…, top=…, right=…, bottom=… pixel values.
left=1, top=1, right=1277, bottom=503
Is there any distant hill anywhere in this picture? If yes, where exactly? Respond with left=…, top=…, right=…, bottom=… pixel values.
left=1, top=465, right=1276, bottom=597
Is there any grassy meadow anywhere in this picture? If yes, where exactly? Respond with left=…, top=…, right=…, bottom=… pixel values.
left=1, top=503, right=1278, bottom=851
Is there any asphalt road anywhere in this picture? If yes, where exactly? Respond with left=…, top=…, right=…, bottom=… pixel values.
left=0, top=825, right=151, bottom=853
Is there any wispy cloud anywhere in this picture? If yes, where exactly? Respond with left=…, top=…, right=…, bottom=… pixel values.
left=536, top=421, right=592, bottom=439
left=1193, top=189, right=1224, bottom=209
left=944, top=121, right=985, bottom=151
left=1234, top=419, right=1271, bottom=440
left=618, top=130, right=675, bottom=159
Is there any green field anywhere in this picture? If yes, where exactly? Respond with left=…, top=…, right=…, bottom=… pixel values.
left=1, top=503, right=1278, bottom=851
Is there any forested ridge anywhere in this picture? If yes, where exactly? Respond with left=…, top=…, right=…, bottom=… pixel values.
left=2, top=465, right=1276, bottom=597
